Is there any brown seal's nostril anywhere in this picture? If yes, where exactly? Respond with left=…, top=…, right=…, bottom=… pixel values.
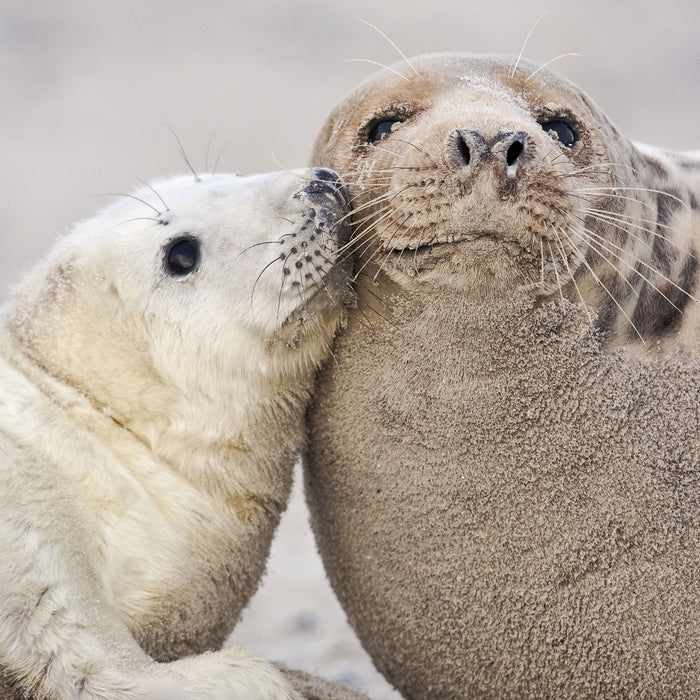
left=493, top=131, right=528, bottom=175
left=506, top=139, right=524, bottom=166
left=446, top=129, right=488, bottom=172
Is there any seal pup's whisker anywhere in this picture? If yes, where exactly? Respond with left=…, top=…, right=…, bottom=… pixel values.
left=103, top=191, right=164, bottom=217
left=114, top=216, right=166, bottom=228
left=252, top=254, right=289, bottom=317
left=203, top=127, right=222, bottom=174
left=236, top=238, right=291, bottom=260
left=166, top=124, right=201, bottom=183
left=135, top=178, right=170, bottom=213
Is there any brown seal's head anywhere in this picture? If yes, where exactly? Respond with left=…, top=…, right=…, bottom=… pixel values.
left=312, top=53, right=631, bottom=299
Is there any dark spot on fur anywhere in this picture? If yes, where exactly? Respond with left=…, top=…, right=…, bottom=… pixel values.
left=644, top=157, right=670, bottom=181
left=593, top=294, right=621, bottom=339
left=34, top=587, right=50, bottom=610
left=630, top=254, right=697, bottom=340
left=656, top=189, right=682, bottom=229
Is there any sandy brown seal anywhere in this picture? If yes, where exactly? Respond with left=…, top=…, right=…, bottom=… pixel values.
left=0, top=168, right=366, bottom=699
left=304, top=54, right=700, bottom=698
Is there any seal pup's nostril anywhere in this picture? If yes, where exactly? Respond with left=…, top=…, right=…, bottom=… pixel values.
left=312, top=168, right=341, bottom=184
left=306, top=168, right=349, bottom=207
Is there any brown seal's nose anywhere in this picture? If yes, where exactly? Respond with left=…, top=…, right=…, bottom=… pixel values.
left=445, top=129, right=529, bottom=181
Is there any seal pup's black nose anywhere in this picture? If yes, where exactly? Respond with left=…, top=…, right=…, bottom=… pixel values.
left=306, top=168, right=350, bottom=206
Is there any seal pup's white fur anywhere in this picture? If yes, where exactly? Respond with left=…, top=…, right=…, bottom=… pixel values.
left=0, top=169, right=352, bottom=699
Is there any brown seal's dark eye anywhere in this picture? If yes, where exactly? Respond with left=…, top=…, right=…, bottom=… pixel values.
left=367, top=117, right=404, bottom=143
left=165, top=236, right=200, bottom=276
left=539, top=119, right=578, bottom=148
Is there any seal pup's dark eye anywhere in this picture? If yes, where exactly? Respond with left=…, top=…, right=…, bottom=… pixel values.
left=164, top=236, right=200, bottom=276
left=539, top=118, right=578, bottom=148
left=367, top=117, right=404, bottom=143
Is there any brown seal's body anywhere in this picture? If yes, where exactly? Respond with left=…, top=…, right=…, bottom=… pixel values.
left=305, top=54, right=700, bottom=698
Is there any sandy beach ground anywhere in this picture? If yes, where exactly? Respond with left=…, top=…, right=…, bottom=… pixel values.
left=2, top=1, right=698, bottom=697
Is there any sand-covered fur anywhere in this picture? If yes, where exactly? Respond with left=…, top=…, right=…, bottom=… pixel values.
left=0, top=169, right=354, bottom=699
left=305, top=54, right=700, bottom=697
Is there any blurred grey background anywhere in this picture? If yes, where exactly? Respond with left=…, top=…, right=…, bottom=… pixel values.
left=1, top=1, right=698, bottom=697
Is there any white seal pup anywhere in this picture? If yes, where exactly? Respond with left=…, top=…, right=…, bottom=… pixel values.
left=304, top=54, right=700, bottom=698
left=0, top=168, right=356, bottom=699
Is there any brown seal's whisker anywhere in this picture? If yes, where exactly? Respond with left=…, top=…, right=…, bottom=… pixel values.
left=552, top=229, right=594, bottom=324
left=584, top=206, right=699, bottom=247
left=577, top=186, right=692, bottom=211
left=560, top=227, right=646, bottom=343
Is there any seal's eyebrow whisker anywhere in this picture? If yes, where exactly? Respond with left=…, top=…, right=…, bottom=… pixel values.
left=135, top=178, right=170, bottom=213
left=203, top=127, right=222, bottom=174
left=343, top=58, right=410, bottom=82
left=104, top=192, right=164, bottom=216
left=509, top=11, right=548, bottom=77
left=166, top=124, right=201, bottom=183
left=525, top=53, right=583, bottom=83
left=354, top=17, right=420, bottom=77
left=113, top=216, right=165, bottom=229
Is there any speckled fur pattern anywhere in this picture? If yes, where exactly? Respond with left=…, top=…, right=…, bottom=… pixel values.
left=305, top=54, right=700, bottom=698
left=0, top=169, right=355, bottom=699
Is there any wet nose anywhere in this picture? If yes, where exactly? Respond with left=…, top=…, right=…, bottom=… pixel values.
left=446, top=129, right=529, bottom=178
left=306, top=168, right=346, bottom=199
left=495, top=131, right=528, bottom=174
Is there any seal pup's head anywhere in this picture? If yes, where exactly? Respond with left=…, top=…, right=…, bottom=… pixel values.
left=312, top=53, right=698, bottom=346
left=5, top=168, right=352, bottom=491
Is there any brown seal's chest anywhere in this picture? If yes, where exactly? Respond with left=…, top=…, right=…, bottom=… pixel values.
left=305, top=289, right=700, bottom=698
